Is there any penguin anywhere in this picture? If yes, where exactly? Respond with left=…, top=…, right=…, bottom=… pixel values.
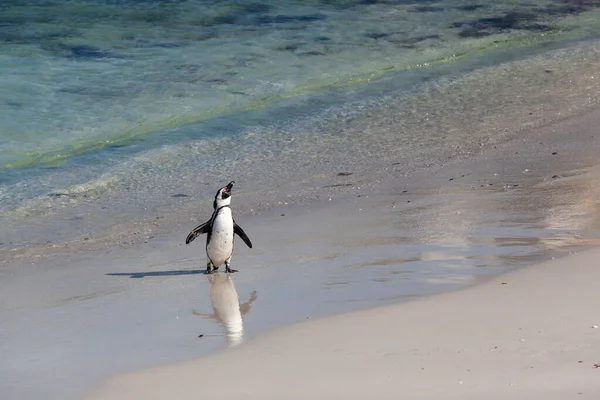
left=185, top=181, right=252, bottom=274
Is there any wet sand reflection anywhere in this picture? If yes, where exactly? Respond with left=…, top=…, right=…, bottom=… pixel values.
left=194, top=273, right=257, bottom=347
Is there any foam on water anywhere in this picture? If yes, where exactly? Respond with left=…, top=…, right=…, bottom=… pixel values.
left=2, top=1, right=600, bottom=248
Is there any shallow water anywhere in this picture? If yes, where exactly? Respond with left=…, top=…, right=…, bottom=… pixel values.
left=2, top=1, right=600, bottom=249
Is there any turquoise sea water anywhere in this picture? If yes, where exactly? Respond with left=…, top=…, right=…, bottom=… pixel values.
left=2, top=0, right=600, bottom=247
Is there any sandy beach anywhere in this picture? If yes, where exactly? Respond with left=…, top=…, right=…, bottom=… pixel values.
left=87, top=247, right=600, bottom=400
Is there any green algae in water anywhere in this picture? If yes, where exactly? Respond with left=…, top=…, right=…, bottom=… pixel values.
left=0, top=27, right=578, bottom=173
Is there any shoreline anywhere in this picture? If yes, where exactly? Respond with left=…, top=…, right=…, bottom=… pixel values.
left=3, top=38, right=600, bottom=256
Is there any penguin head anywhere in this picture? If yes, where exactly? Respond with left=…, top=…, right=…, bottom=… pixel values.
left=213, top=181, right=235, bottom=209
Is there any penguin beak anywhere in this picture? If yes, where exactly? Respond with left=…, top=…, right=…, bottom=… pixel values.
left=221, top=181, right=234, bottom=199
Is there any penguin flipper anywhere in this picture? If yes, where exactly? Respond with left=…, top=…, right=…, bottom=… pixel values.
left=233, top=222, right=252, bottom=248
left=186, top=220, right=212, bottom=244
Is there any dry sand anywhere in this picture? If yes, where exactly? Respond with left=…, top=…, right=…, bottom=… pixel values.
left=87, top=247, right=600, bottom=399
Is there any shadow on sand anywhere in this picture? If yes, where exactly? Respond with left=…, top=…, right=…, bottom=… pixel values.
left=106, top=269, right=206, bottom=278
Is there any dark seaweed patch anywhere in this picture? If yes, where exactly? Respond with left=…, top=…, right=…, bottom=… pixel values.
left=452, top=11, right=552, bottom=38
left=535, top=2, right=592, bottom=16
left=299, top=51, right=326, bottom=56
left=205, top=78, right=227, bottom=84
left=59, top=44, right=112, bottom=60
left=108, top=143, right=127, bottom=149
left=6, top=101, right=22, bottom=108
left=1, top=29, right=73, bottom=44
left=57, top=86, right=132, bottom=98
left=358, top=0, right=439, bottom=4
left=477, top=12, right=539, bottom=30
left=153, top=42, right=185, bottom=49
left=137, top=12, right=170, bottom=24
left=365, top=32, right=389, bottom=39
left=242, top=3, right=271, bottom=14
left=278, top=44, right=301, bottom=51
left=0, top=20, right=18, bottom=27
left=456, top=5, right=485, bottom=11
left=558, top=0, right=600, bottom=7
left=182, top=32, right=218, bottom=42
left=173, top=64, right=201, bottom=73
left=213, top=14, right=239, bottom=25
left=412, top=6, right=444, bottom=12
left=256, top=14, right=326, bottom=24
left=412, top=34, right=440, bottom=41
left=453, top=1, right=600, bottom=38
left=543, top=5, right=583, bottom=14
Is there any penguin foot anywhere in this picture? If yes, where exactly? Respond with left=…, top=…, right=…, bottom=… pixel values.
left=225, top=267, right=238, bottom=273
left=206, top=261, right=217, bottom=274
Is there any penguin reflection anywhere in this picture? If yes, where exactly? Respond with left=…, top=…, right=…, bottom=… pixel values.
left=194, top=273, right=257, bottom=346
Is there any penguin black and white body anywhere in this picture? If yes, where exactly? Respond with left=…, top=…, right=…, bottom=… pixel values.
left=185, top=181, right=252, bottom=274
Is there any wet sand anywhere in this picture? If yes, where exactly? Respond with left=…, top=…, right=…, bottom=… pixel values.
left=2, top=104, right=600, bottom=399
left=87, top=247, right=600, bottom=400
